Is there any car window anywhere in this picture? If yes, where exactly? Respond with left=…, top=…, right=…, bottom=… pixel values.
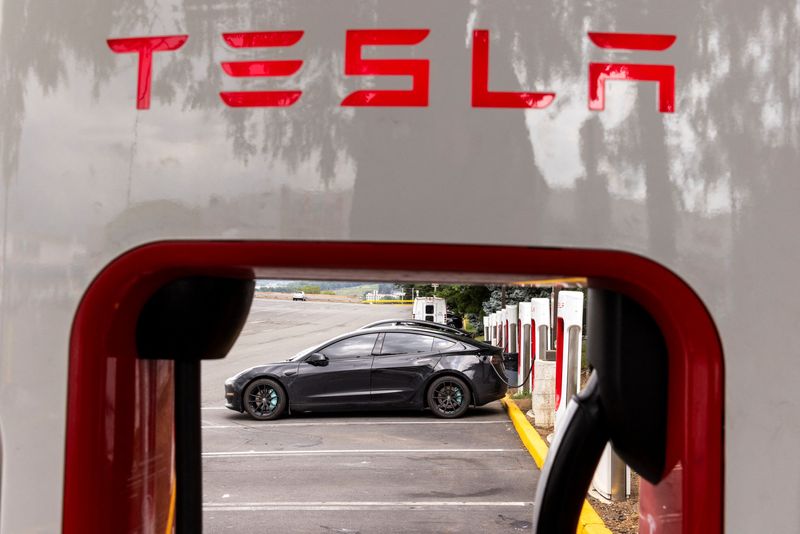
left=433, top=338, right=458, bottom=351
left=321, top=334, right=379, bottom=359
left=380, top=333, right=435, bottom=355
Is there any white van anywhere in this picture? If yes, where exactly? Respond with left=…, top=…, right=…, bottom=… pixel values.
left=412, top=297, right=447, bottom=324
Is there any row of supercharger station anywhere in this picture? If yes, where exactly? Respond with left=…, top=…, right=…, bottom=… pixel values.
left=482, top=291, right=630, bottom=500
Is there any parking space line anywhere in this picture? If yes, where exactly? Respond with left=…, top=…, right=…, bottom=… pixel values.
left=204, top=501, right=533, bottom=511
left=203, top=448, right=516, bottom=458
left=201, top=420, right=510, bottom=429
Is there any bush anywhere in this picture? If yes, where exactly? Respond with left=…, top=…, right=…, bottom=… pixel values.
left=298, top=285, right=321, bottom=294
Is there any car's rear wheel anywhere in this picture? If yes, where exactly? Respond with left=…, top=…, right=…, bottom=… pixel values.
left=243, top=378, right=287, bottom=420
left=427, top=376, right=470, bottom=418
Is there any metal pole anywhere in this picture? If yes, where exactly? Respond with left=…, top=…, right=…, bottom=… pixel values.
left=175, top=359, right=202, bottom=534
left=610, top=450, right=627, bottom=501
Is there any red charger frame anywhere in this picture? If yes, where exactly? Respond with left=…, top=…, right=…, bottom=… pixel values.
left=63, top=241, right=723, bottom=533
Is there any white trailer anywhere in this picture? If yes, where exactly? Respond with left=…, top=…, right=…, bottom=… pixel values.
left=412, top=297, right=447, bottom=324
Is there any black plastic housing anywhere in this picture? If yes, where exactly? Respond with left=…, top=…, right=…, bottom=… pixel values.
left=587, top=288, right=668, bottom=483
left=136, top=276, right=255, bottom=361
left=533, top=288, right=669, bottom=533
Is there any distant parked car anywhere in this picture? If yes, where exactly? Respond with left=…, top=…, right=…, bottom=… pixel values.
left=292, top=291, right=306, bottom=301
left=360, top=318, right=476, bottom=338
left=225, top=327, right=507, bottom=420
left=446, top=313, right=464, bottom=329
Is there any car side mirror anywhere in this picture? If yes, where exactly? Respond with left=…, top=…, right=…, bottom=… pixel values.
left=307, top=352, right=328, bottom=366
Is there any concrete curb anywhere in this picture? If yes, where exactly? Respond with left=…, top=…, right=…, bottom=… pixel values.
left=501, top=397, right=612, bottom=534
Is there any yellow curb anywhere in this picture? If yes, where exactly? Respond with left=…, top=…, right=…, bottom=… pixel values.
left=578, top=501, right=611, bottom=534
left=361, top=300, right=415, bottom=304
left=502, top=396, right=549, bottom=468
left=501, top=396, right=612, bottom=534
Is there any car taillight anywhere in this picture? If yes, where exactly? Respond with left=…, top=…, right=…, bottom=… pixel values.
left=490, top=354, right=502, bottom=365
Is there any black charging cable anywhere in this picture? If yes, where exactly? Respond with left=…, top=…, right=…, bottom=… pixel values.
left=488, top=353, right=536, bottom=389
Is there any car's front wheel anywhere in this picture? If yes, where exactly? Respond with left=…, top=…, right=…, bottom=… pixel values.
left=243, top=378, right=287, bottom=420
left=427, top=376, right=470, bottom=418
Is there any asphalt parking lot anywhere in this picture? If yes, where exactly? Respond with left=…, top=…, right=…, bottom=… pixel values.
left=201, top=298, right=539, bottom=533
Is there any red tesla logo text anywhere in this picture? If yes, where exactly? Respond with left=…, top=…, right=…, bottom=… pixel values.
left=472, top=30, right=554, bottom=109
left=106, top=35, right=188, bottom=110
left=220, top=31, right=304, bottom=107
left=587, top=32, right=676, bottom=112
left=342, top=29, right=430, bottom=107
left=107, top=30, right=675, bottom=112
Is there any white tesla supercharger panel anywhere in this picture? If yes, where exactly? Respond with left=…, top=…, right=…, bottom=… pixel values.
left=519, top=302, right=532, bottom=393
left=554, top=291, right=584, bottom=432
left=531, top=298, right=554, bottom=427
left=483, top=316, right=490, bottom=341
left=505, top=304, right=519, bottom=379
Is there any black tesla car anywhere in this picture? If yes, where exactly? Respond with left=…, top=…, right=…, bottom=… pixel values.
left=224, top=327, right=507, bottom=420
left=359, top=318, right=476, bottom=338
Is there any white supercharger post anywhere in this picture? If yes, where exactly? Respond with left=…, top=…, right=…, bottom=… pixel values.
left=483, top=316, right=490, bottom=341
left=593, top=444, right=631, bottom=501
left=505, top=304, right=519, bottom=383
left=499, top=309, right=506, bottom=350
left=531, top=298, right=551, bottom=355
left=493, top=312, right=501, bottom=346
left=518, top=302, right=532, bottom=393
left=554, top=291, right=584, bottom=433
left=531, top=298, right=554, bottom=426
left=489, top=312, right=497, bottom=346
